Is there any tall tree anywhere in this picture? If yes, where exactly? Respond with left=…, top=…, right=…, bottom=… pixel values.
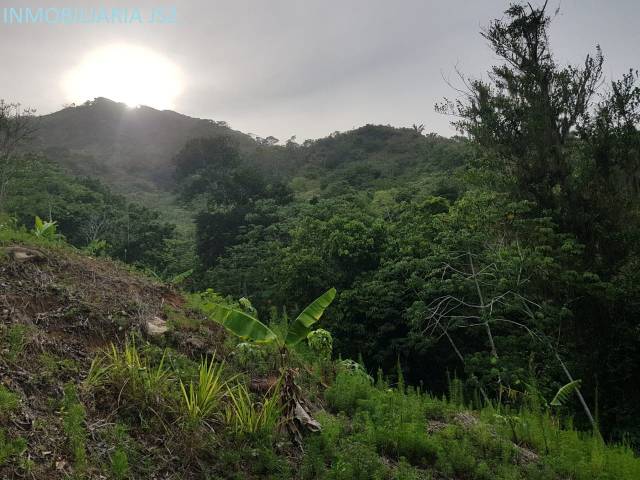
left=438, top=2, right=603, bottom=215
left=0, top=100, right=35, bottom=207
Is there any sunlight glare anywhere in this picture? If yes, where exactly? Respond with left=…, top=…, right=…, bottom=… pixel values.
left=63, top=44, right=184, bottom=109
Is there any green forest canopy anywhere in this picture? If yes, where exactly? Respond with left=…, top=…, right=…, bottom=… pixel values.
left=2, top=1, right=640, bottom=447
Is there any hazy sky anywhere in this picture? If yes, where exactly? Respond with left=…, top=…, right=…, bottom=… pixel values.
left=1, top=0, right=639, bottom=141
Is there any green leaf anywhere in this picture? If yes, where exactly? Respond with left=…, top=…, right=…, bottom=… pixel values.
left=285, top=288, right=337, bottom=347
left=170, top=269, right=193, bottom=285
left=550, top=380, right=581, bottom=407
left=206, top=303, right=277, bottom=344
left=34, top=216, right=44, bottom=231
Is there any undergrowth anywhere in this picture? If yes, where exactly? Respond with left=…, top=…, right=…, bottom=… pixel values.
left=1, top=233, right=639, bottom=479
left=312, top=369, right=640, bottom=480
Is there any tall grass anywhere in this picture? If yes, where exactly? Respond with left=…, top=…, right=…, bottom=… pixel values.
left=224, top=382, right=281, bottom=437
left=99, top=338, right=173, bottom=410
left=180, top=356, right=227, bottom=424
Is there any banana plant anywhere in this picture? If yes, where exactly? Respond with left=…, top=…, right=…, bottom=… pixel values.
left=203, top=288, right=336, bottom=350
left=33, top=215, right=59, bottom=239
left=201, top=288, right=337, bottom=444
left=550, top=379, right=582, bottom=407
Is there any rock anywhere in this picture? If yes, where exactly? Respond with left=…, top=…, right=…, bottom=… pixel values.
left=144, top=316, right=169, bottom=336
left=3, top=246, right=46, bottom=262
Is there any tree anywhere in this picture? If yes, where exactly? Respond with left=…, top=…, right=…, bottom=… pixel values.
left=437, top=2, right=603, bottom=215
left=0, top=100, right=35, bottom=207
left=437, top=1, right=640, bottom=438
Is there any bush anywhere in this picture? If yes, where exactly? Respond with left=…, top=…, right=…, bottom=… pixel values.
left=325, top=370, right=372, bottom=414
left=329, top=440, right=386, bottom=480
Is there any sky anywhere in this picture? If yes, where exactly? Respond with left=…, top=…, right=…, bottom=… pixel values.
left=1, top=0, right=639, bottom=142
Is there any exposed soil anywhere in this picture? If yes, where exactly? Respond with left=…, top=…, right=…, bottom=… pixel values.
left=0, top=243, right=227, bottom=479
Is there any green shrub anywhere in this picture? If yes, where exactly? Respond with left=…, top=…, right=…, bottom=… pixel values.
left=325, top=370, right=372, bottom=414
left=329, top=440, right=386, bottom=480
left=307, top=328, right=333, bottom=359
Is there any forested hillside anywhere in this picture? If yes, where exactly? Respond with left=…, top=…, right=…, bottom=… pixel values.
left=25, top=97, right=256, bottom=192
left=1, top=2, right=640, bottom=478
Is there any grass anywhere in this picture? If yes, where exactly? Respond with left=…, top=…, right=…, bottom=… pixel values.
left=0, top=386, right=19, bottom=421
left=5, top=324, right=30, bottom=363
left=0, top=429, right=26, bottom=468
left=224, top=382, right=281, bottom=438
left=180, top=356, right=227, bottom=424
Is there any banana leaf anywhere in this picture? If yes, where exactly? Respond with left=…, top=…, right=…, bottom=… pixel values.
left=550, top=379, right=581, bottom=406
left=285, top=288, right=336, bottom=347
left=208, top=303, right=277, bottom=344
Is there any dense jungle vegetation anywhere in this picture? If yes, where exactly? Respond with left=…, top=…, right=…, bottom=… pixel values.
left=1, top=3, right=639, bottom=478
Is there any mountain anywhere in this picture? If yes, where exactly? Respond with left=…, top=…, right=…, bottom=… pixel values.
left=26, top=97, right=256, bottom=193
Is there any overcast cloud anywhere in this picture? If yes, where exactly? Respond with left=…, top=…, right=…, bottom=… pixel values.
left=1, top=0, right=639, bottom=141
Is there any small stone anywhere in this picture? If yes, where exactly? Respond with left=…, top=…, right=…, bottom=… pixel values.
left=145, top=316, right=169, bottom=336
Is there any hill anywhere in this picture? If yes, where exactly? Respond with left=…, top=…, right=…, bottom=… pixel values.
left=26, top=100, right=467, bottom=198
left=26, top=98, right=256, bottom=193
left=1, top=231, right=639, bottom=479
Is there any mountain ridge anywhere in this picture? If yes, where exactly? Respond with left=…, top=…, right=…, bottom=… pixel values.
left=25, top=97, right=256, bottom=192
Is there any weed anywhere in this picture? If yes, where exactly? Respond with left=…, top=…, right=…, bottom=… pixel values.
left=164, top=305, right=201, bottom=332
left=5, top=324, right=29, bottom=362
left=110, top=448, right=129, bottom=479
left=84, top=355, right=112, bottom=389
left=325, top=370, right=372, bottom=414
left=392, top=458, right=424, bottom=480
left=38, top=353, right=78, bottom=383
left=104, top=338, right=172, bottom=408
left=330, top=440, right=386, bottom=480
left=0, top=429, right=26, bottom=467
left=61, top=384, right=87, bottom=471
left=0, top=385, right=19, bottom=420
left=99, top=422, right=138, bottom=479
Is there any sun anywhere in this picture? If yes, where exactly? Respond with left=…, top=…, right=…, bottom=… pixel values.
left=63, top=44, right=184, bottom=110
